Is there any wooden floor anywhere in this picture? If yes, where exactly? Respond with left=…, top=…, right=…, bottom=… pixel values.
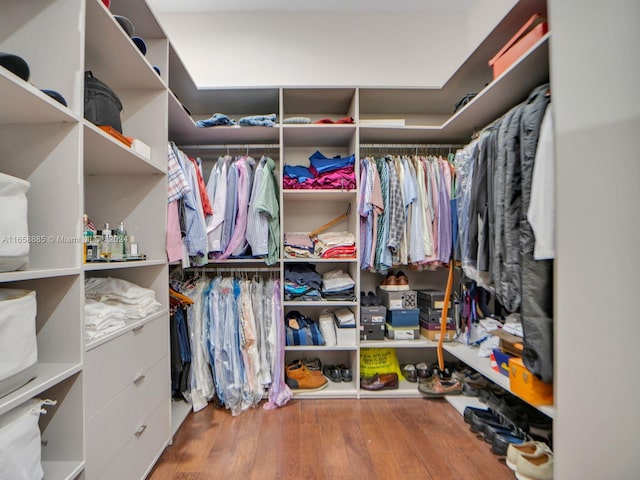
left=148, top=398, right=515, bottom=480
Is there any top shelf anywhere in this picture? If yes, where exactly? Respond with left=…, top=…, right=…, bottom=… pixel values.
left=0, top=69, right=79, bottom=125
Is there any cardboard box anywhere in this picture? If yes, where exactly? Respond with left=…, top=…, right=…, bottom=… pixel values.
left=360, top=323, right=385, bottom=341
left=360, top=306, right=386, bottom=324
left=420, top=326, right=456, bottom=342
left=376, top=288, right=417, bottom=310
left=386, top=308, right=420, bottom=327
left=385, top=323, right=420, bottom=341
left=489, top=13, right=549, bottom=78
left=491, top=348, right=512, bottom=377
left=336, top=326, right=357, bottom=346
left=416, top=289, right=450, bottom=310
left=508, top=357, right=553, bottom=405
left=419, top=319, right=456, bottom=331
left=488, top=328, right=524, bottom=357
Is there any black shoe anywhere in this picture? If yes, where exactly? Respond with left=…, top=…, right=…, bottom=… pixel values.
left=491, top=431, right=527, bottom=456
left=483, top=424, right=520, bottom=445
left=337, top=364, right=353, bottom=382
left=323, top=365, right=342, bottom=383
left=469, top=410, right=507, bottom=434
left=463, top=406, right=491, bottom=425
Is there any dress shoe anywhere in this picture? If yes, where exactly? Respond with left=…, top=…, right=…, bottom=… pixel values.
left=395, top=270, right=410, bottom=290
left=379, top=272, right=401, bottom=291
left=401, top=363, right=418, bottom=383
left=418, top=374, right=462, bottom=397
left=360, top=373, right=399, bottom=390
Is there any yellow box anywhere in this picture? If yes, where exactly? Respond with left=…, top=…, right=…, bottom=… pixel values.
left=508, top=357, right=553, bottom=405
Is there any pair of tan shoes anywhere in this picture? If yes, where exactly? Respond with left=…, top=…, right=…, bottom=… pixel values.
left=379, top=271, right=409, bottom=291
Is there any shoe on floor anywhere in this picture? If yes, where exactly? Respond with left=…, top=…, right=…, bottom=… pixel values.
left=491, top=430, right=527, bottom=456
left=418, top=375, right=462, bottom=397
left=286, top=361, right=328, bottom=390
left=360, top=373, right=399, bottom=390
left=515, top=451, right=554, bottom=480
left=507, top=441, right=553, bottom=471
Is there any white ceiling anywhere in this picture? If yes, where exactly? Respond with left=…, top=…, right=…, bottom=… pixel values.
left=147, top=0, right=472, bottom=13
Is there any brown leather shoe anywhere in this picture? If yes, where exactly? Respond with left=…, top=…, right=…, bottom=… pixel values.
left=395, top=270, right=410, bottom=289
left=360, top=372, right=399, bottom=390
left=380, top=273, right=400, bottom=291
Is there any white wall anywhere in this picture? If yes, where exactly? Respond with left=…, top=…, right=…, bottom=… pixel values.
left=156, top=11, right=470, bottom=88
left=550, top=0, right=640, bottom=478
left=466, top=0, right=518, bottom=52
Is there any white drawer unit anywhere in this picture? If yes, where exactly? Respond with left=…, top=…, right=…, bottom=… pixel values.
left=94, top=396, right=171, bottom=480
left=85, top=315, right=169, bottom=418
left=85, top=355, right=170, bottom=480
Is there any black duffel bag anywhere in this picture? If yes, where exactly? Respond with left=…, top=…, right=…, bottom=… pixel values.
left=84, top=70, right=123, bottom=133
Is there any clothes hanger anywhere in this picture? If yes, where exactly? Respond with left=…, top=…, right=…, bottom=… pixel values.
left=307, top=203, right=352, bottom=239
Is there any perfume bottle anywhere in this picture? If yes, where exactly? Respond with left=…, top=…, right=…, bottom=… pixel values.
left=111, top=222, right=127, bottom=260
left=99, top=223, right=112, bottom=261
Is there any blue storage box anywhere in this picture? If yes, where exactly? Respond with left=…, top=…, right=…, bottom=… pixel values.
left=386, top=308, right=420, bottom=327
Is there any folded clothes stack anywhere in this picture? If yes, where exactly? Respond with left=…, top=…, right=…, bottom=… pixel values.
left=283, top=232, right=314, bottom=258
left=314, top=231, right=356, bottom=259
left=284, top=263, right=322, bottom=301
left=283, top=150, right=356, bottom=190
left=84, top=277, right=162, bottom=339
left=321, top=269, right=356, bottom=301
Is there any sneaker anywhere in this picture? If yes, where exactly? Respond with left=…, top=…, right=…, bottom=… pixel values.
left=418, top=375, right=462, bottom=397
left=507, top=441, right=553, bottom=471
left=515, top=452, right=554, bottom=480
left=337, top=364, right=353, bottom=382
left=286, top=361, right=328, bottom=391
left=303, top=358, right=322, bottom=372
left=322, top=365, right=342, bottom=383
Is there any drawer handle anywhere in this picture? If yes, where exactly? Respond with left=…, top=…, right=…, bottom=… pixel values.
left=132, top=325, right=144, bottom=333
left=133, top=374, right=146, bottom=385
left=135, top=424, right=147, bottom=437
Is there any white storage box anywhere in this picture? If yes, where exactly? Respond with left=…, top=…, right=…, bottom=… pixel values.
left=0, top=173, right=30, bottom=272
left=0, top=289, right=37, bottom=398
left=0, top=398, right=46, bottom=480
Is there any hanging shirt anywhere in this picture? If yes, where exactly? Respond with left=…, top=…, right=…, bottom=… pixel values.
left=246, top=158, right=269, bottom=257
left=221, top=161, right=239, bottom=253
left=207, top=157, right=229, bottom=253
left=527, top=104, right=555, bottom=260
left=253, top=157, right=280, bottom=265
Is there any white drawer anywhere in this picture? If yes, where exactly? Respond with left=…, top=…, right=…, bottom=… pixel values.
left=95, top=396, right=171, bottom=480
left=85, top=356, right=169, bottom=480
left=85, top=315, right=168, bottom=417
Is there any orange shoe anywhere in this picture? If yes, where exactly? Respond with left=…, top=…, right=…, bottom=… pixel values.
left=286, top=361, right=328, bottom=391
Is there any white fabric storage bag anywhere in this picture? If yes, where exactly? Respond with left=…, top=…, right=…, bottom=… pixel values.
left=0, top=289, right=37, bottom=398
left=0, top=398, right=46, bottom=480
left=0, top=172, right=30, bottom=272
left=318, top=311, right=337, bottom=347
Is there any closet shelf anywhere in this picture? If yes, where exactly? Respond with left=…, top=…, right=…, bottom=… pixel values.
left=41, top=461, right=85, bottom=480
left=441, top=33, right=550, bottom=139
left=291, top=381, right=358, bottom=399
left=443, top=342, right=555, bottom=418
left=282, top=189, right=356, bottom=202
left=85, top=309, right=169, bottom=352
left=359, top=125, right=445, bottom=143
left=83, top=259, right=166, bottom=271
left=284, top=301, right=358, bottom=307
left=283, top=124, right=356, bottom=146
left=0, top=362, right=82, bottom=417
left=283, top=257, right=357, bottom=264
left=285, top=345, right=357, bottom=352
left=84, top=121, right=165, bottom=176
left=85, top=0, right=165, bottom=91
left=0, top=70, right=79, bottom=125
left=358, top=379, right=422, bottom=399
left=0, top=267, right=81, bottom=283
left=360, top=337, right=440, bottom=349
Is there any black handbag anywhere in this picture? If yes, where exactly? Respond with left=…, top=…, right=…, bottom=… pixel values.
left=84, top=70, right=123, bottom=133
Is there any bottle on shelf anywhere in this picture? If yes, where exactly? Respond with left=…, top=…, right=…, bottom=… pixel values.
left=111, top=221, right=127, bottom=260
left=99, top=223, right=112, bottom=261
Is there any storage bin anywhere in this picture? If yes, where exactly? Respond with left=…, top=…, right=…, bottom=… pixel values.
left=0, top=173, right=30, bottom=272
left=0, top=398, right=45, bottom=479
left=0, top=289, right=37, bottom=398
left=489, top=13, right=549, bottom=78
left=385, top=323, right=420, bottom=341
left=377, top=288, right=417, bottom=310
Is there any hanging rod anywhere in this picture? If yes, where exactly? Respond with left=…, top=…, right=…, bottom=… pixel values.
left=185, top=266, right=280, bottom=273
left=360, top=143, right=464, bottom=149
left=177, top=144, right=279, bottom=151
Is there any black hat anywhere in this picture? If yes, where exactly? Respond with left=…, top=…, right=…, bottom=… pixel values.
left=0, top=52, right=30, bottom=81
left=113, top=15, right=134, bottom=37
left=41, top=89, right=68, bottom=107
